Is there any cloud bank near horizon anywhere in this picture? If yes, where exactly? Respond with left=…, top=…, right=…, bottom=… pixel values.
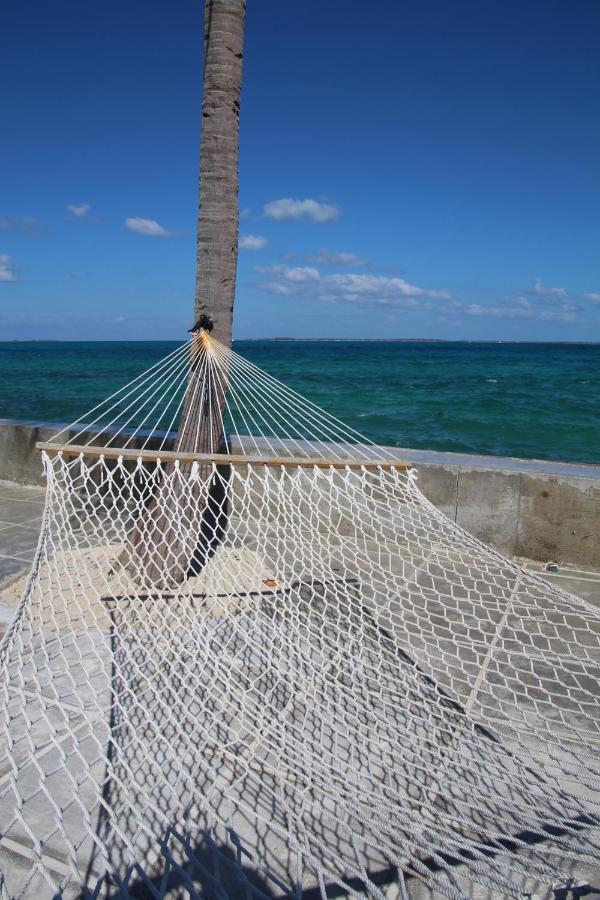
left=255, top=264, right=452, bottom=309
left=253, top=263, right=593, bottom=326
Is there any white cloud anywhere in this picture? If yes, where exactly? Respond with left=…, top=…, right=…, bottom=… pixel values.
left=67, top=203, right=91, bottom=218
left=256, top=265, right=451, bottom=308
left=256, top=265, right=319, bottom=279
left=262, top=282, right=292, bottom=296
left=308, top=249, right=367, bottom=267
left=240, top=207, right=252, bottom=220
left=529, top=277, right=567, bottom=300
left=583, top=292, right=600, bottom=303
left=263, top=197, right=340, bottom=224
left=125, top=217, right=170, bottom=237
left=239, top=234, right=268, bottom=250
left=325, top=273, right=451, bottom=301
left=0, top=254, right=17, bottom=282
left=256, top=264, right=320, bottom=283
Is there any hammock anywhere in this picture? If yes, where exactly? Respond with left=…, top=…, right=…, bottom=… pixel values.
left=0, top=330, right=598, bottom=899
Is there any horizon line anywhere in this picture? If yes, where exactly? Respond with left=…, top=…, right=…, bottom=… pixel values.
left=1, top=337, right=600, bottom=346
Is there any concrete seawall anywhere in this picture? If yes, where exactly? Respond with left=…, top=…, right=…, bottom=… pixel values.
left=1, top=417, right=598, bottom=570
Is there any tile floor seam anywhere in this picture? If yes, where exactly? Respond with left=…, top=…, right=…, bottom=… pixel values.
left=0, top=553, right=34, bottom=563
left=0, top=521, right=42, bottom=531
left=0, top=548, right=38, bottom=558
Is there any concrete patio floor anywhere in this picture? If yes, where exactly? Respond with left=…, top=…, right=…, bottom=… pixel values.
left=1, top=477, right=599, bottom=618
left=0, top=480, right=45, bottom=635
left=1, top=477, right=599, bottom=897
left=0, top=480, right=44, bottom=580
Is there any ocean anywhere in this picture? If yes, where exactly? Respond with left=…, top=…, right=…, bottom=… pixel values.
left=0, top=340, right=599, bottom=464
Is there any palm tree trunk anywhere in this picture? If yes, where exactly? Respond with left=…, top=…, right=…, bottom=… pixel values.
left=123, top=0, right=245, bottom=587
left=194, top=0, right=245, bottom=348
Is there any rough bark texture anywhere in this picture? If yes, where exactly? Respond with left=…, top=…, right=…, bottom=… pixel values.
left=194, top=0, right=246, bottom=348
left=123, top=1, right=245, bottom=586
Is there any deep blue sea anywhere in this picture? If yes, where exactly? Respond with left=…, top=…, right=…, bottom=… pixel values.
left=0, top=340, right=599, bottom=464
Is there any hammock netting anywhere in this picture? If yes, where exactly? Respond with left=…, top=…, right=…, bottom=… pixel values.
left=1, top=331, right=599, bottom=899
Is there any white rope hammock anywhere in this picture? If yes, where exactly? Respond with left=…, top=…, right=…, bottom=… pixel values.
left=0, top=331, right=599, bottom=899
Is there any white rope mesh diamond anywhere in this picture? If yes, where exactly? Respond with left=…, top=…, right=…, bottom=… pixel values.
left=1, top=333, right=599, bottom=898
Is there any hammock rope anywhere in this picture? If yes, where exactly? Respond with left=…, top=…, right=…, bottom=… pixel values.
left=0, top=331, right=598, bottom=899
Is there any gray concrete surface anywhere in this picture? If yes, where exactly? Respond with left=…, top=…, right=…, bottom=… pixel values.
left=1, top=472, right=599, bottom=610
left=2, top=419, right=598, bottom=570
left=0, top=480, right=44, bottom=586
left=1, top=481, right=599, bottom=629
left=2, top=567, right=599, bottom=898
left=1, top=475, right=600, bottom=897
left=409, top=456, right=600, bottom=569
left=232, top=434, right=600, bottom=571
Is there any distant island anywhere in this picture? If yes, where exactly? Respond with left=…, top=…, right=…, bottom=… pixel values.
left=270, top=337, right=452, bottom=342
left=266, top=337, right=600, bottom=345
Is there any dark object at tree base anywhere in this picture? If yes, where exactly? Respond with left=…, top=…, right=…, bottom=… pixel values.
left=189, top=314, right=214, bottom=334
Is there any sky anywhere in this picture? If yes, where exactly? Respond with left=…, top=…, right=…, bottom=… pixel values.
left=1, top=0, right=599, bottom=342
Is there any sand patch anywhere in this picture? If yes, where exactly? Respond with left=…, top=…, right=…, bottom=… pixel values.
left=0, top=543, right=281, bottom=636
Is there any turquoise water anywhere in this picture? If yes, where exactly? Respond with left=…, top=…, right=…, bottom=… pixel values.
left=0, top=340, right=599, bottom=464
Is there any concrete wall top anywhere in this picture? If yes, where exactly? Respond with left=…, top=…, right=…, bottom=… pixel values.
left=384, top=445, right=600, bottom=481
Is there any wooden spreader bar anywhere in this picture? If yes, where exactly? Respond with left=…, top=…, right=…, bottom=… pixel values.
left=36, top=441, right=410, bottom=471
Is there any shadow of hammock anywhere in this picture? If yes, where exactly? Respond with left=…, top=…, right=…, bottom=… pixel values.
left=79, top=577, right=600, bottom=899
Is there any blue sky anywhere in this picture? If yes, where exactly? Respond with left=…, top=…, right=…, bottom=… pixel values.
left=1, top=0, right=599, bottom=341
